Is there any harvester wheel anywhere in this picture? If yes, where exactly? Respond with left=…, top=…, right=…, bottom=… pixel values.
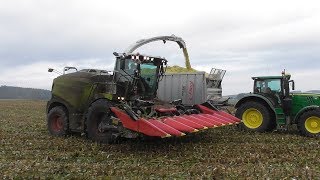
left=86, top=99, right=116, bottom=143
left=235, top=101, right=273, bottom=132
left=47, top=106, right=69, bottom=136
left=298, top=110, right=320, bottom=137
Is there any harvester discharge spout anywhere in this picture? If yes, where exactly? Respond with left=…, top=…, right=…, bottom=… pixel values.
left=125, top=35, right=192, bottom=70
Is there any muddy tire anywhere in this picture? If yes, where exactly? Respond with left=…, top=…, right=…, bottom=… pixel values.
left=86, top=99, right=116, bottom=143
left=298, top=110, right=320, bottom=137
left=235, top=101, right=273, bottom=132
left=47, top=106, right=69, bottom=136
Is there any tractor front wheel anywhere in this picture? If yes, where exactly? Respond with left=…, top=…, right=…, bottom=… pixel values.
left=298, top=110, right=320, bottom=137
left=86, top=99, right=117, bottom=143
left=47, top=106, right=69, bottom=136
left=235, top=101, right=274, bottom=132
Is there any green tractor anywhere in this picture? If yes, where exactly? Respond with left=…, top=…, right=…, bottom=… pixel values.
left=235, top=71, right=320, bottom=137
left=46, top=35, right=240, bottom=143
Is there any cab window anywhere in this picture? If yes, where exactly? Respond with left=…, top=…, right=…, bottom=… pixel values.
left=255, top=79, right=281, bottom=93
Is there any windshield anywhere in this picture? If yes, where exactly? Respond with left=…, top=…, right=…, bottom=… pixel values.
left=140, top=63, right=158, bottom=97
left=120, top=59, right=137, bottom=76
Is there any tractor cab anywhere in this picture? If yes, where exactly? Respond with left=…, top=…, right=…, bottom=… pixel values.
left=252, top=76, right=283, bottom=105
left=114, top=53, right=167, bottom=100
left=252, top=74, right=291, bottom=101
left=252, top=73, right=295, bottom=114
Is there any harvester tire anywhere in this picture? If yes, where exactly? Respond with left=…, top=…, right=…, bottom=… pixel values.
left=47, top=106, right=69, bottom=136
left=235, top=101, right=273, bottom=132
left=298, top=110, right=320, bottom=137
left=86, top=99, right=115, bottom=143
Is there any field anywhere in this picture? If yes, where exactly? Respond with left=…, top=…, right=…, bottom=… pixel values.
left=1, top=100, right=320, bottom=179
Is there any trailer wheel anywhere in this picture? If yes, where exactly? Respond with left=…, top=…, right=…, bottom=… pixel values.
left=86, top=99, right=116, bottom=143
left=298, top=110, right=320, bottom=137
left=47, top=106, right=69, bottom=136
left=235, top=101, right=273, bottom=132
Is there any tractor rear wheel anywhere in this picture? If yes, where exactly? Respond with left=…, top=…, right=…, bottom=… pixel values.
left=235, top=101, right=273, bottom=132
left=298, top=110, right=320, bottom=137
left=47, top=106, right=69, bottom=136
left=86, top=99, right=117, bottom=143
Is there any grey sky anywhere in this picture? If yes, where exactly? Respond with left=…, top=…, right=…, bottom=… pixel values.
left=0, top=0, right=319, bottom=95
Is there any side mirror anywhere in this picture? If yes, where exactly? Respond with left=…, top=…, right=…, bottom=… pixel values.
left=289, top=80, right=295, bottom=90
left=48, top=68, right=62, bottom=75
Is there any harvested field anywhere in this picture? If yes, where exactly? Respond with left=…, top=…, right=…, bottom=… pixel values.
left=0, top=100, right=319, bottom=179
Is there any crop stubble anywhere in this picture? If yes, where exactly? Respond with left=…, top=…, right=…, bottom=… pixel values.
left=0, top=100, right=319, bottom=179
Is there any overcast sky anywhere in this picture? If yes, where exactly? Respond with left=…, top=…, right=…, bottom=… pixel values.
left=0, top=0, right=319, bottom=95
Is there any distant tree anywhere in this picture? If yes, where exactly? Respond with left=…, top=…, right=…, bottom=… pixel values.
left=0, top=85, right=51, bottom=100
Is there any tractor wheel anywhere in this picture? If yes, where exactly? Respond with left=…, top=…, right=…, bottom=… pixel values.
left=235, top=101, right=273, bottom=132
left=86, top=99, right=116, bottom=143
left=298, top=110, right=320, bottom=137
left=47, top=106, right=69, bottom=136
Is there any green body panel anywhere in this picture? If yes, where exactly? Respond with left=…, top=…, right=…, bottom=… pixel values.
left=52, top=74, right=94, bottom=111
left=51, top=72, right=113, bottom=110
left=290, top=93, right=320, bottom=122
left=100, top=93, right=113, bottom=100
left=47, top=71, right=116, bottom=131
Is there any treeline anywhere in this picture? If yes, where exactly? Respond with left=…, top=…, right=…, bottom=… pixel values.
left=0, top=86, right=51, bottom=100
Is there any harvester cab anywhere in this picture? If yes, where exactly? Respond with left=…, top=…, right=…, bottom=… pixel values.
left=235, top=71, right=320, bottom=137
left=113, top=53, right=167, bottom=100
left=46, top=35, right=241, bottom=143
